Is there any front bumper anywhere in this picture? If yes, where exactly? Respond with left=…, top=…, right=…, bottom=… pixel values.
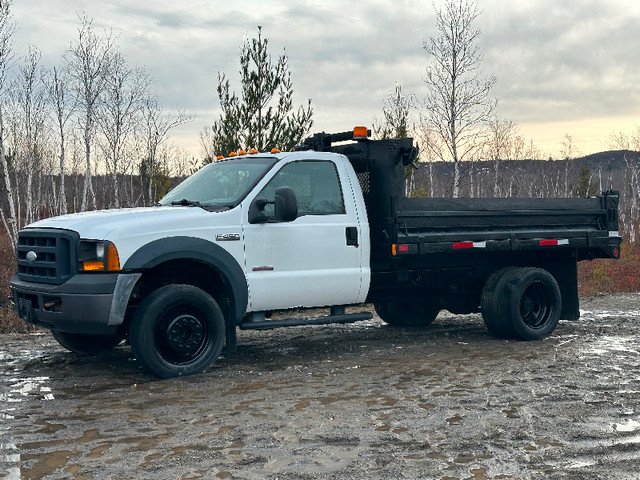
left=10, top=272, right=140, bottom=335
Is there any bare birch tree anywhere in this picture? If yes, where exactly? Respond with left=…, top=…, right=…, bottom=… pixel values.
left=65, top=15, right=114, bottom=211
left=485, top=116, right=526, bottom=197
left=97, top=53, right=150, bottom=208
left=12, top=47, right=48, bottom=225
left=609, top=128, right=640, bottom=243
left=421, top=0, right=496, bottom=198
left=0, top=0, right=18, bottom=252
left=140, top=96, right=190, bottom=204
left=559, top=133, right=580, bottom=197
left=48, top=66, right=75, bottom=215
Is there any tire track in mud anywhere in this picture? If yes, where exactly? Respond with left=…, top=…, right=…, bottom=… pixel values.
left=1, top=295, right=640, bottom=479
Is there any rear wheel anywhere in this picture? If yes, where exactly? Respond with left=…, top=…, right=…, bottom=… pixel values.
left=374, top=301, right=440, bottom=328
left=501, top=267, right=561, bottom=340
left=481, top=267, right=518, bottom=338
left=51, top=331, right=124, bottom=355
left=481, top=267, right=561, bottom=341
left=129, top=284, right=225, bottom=378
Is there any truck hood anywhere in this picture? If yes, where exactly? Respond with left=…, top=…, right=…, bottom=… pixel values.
left=25, top=206, right=220, bottom=240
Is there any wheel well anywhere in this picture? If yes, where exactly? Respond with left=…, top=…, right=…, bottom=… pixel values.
left=124, top=259, right=232, bottom=329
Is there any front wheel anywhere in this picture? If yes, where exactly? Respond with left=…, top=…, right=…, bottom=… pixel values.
left=374, top=301, right=440, bottom=328
left=129, top=285, right=225, bottom=378
left=52, top=331, right=124, bottom=355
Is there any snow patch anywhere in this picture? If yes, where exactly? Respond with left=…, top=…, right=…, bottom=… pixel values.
left=615, top=419, right=640, bottom=433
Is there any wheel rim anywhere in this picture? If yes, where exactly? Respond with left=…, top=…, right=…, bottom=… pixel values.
left=157, top=306, right=209, bottom=365
left=520, top=282, right=550, bottom=329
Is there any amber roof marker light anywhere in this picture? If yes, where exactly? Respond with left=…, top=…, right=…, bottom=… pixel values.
left=353, top=126, right=369, bottom=139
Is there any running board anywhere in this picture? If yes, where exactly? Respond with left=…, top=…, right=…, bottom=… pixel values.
left=240, top=311, right=373, bottom=330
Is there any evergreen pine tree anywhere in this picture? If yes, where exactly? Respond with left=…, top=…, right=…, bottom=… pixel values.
left=575, top=163, right=599, bottom=198
left=203, top=27, right=313, bottom=162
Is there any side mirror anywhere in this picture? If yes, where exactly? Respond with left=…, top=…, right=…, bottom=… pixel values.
left=248, top=187, right=298, bottom=224
left=248, top=195, right=271, bottom=224
left=273, top=187, right=298, bottom=222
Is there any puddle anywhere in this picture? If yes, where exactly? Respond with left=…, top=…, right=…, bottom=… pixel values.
left=1, top=345, right=57, bottom=480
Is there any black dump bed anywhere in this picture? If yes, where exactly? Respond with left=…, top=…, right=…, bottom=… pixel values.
left=297, top=130, right=622, bottom=271
left=392, top=194, right=620, bottom=262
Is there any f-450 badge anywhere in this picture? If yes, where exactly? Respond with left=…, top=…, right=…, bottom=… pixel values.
left=216, top=233, right=241, bottom=241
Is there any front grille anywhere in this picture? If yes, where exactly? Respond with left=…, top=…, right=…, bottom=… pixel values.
left=17, top=229, right=79, bottom=285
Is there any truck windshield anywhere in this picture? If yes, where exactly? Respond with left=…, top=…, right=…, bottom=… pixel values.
left=158, top=157, right=278, bottom=208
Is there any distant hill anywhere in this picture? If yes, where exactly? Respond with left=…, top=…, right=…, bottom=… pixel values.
left=412, top=150, right=637, bottom=198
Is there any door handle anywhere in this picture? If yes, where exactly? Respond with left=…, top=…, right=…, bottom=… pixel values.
left=346, top=227, right=359, bottom=247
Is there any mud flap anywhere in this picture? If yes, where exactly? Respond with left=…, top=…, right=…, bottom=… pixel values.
left=226, top=319, right=238, bottom=353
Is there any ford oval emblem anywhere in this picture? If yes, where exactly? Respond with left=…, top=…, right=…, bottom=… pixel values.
left=26, top=251, right=38, bottom=263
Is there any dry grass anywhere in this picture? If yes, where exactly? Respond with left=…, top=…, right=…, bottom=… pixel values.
left=577, top=242, right=640, bottom=297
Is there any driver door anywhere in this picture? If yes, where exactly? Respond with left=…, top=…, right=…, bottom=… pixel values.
left=243, top=159, right=366, bottom=312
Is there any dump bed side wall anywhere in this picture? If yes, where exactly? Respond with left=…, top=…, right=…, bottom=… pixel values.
left=395, top=196, right=610, bottom=231
left=391, top=194, right=620, bottom=262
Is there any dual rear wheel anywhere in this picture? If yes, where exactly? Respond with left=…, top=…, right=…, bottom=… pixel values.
left=481, top=267, right=561, bottom=340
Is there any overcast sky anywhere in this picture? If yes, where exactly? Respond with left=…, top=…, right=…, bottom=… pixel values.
left=10, top=0, right=640, bottom=158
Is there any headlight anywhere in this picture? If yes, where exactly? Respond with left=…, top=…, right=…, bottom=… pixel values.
left=78, top=240, right=120, bottom=272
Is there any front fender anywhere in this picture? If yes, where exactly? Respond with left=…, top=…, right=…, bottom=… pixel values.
left=123, top=236, right=248, bottom=325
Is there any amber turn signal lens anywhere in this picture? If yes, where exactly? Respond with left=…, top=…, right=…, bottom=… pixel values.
left=107, top=243, right=120, bottom=271
left=82, top=261, right=104, bottom=271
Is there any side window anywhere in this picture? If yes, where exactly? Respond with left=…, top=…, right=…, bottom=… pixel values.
left=260, top=161, right=345, bottom=215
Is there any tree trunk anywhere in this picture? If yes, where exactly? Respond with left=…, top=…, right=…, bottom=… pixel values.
left=429, top=162, right=434, bottom=198
left=0, top=106, right=19, bottom=251
left=26, top=167, right=33, bottom=224
left=452, top=161, right=460, bottom=198
left=113, top=170, right=119, bottom=208
left=59, top=140, right=67, bottom=215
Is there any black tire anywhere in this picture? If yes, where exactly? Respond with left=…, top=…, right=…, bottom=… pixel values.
left=481, top=267, right=518, bottom=338
left=374, top=301, right=440, bottom=328
left=51, top=331, right=124, bottom=355
left=129, top=284, right=225, bottom=378
left=500, top=267, right=562, bottom=341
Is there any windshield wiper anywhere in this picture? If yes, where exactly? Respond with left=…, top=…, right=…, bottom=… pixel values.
left=170, top=198, right=201, bottom=206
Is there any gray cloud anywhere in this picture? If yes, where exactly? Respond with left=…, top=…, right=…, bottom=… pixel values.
left=9, top=0, right=640, bottom=154
left=480, top=0, right=640, bottom=122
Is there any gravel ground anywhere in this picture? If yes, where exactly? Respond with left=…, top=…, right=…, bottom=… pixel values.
left=1, top=293, right=640, bottom=480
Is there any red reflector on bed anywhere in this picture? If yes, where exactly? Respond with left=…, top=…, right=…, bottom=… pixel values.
left=453, top=242, right=474, bottom=249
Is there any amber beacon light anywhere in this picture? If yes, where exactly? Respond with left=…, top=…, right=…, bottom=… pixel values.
left=353, top=126, right=369, bottom=139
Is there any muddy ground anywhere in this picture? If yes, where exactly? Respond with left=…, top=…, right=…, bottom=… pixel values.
left=1, top=293, right=640, bottom=480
